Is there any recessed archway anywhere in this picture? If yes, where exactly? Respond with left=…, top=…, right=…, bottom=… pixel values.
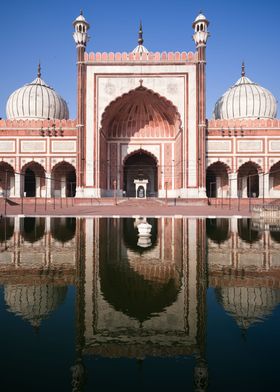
left=51, top=162, right=76, bottom=197
left=206, top=161, right=230, bottom=198
left=238, top=161, right=261, bottom=198
left=21, top=162, right=45, bottom=197
left=269, top=161, right=280, bottom=196
left=0, top=162, right=15, bottom=197
left=99, top=86, right=182, bottom=193
left=123, top=150, right=158, bottom=197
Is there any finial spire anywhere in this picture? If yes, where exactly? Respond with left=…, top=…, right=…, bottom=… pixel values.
left=138, top=20, right=144, bottom=46
left=37, top=63, right=41, bottom=78
left=241, top=61, right=245, bottom=77
left=80, top=9, right=83, bottom=16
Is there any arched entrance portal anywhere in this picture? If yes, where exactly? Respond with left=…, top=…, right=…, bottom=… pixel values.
left=99, top=86, right=182, bottom=196
left=123, top=151, right=158, bottom=197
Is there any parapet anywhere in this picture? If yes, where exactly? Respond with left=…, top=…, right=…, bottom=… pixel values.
left=84, top=51, right=197, bottom=63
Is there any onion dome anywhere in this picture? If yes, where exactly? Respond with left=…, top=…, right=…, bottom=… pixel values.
left=216, top=286, right=280, bottom=329
left=194, top=12, right=208, bottom=24
left=132, top=21, right=149, bottom=55
left=213, top=63, right=277, bottom=120
left=4, top=283, right=68, bottom=328
left=6, top=64, right=69, bottom=120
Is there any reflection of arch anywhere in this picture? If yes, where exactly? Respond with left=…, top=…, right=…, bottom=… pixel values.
left=123, top=150, right=158, bottom=197
left=51, top=161, right=76, bottom=197
left=0, top=217, right=14, bottom=243
left=0, top=162, right=15, bottom=197
left=20, top=217, right=45, bottom=243
left=269, top=161, right=280, bottom=194
left=237, top=219, right=261, bottom=244
left=122, top=218, right=158, bottom=254
left=99, top=257, right=181, bottom=323
left=21, top=161, right=45, bottom=197
left=99, top=218, right=182, bottom=322
left=206, top=218, right=230, bottom=244
left=237, top=161, right=261, bottom=198
left=270, top=230, right=280, bottom=244
left=50, top=218, right=76, bottom=243
left=206, top=161, right=230, bottom=198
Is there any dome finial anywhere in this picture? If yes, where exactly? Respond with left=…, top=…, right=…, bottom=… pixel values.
left=138, top=20, right=144, bottom=46
left=241, top=61, right=245, bottom=77
left=80, top=9, right=83, bottom=16
left=37, top=62, right=41, bottom=78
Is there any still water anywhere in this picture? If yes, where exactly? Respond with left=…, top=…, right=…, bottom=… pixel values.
left=0, top=216, right=279, bottom=391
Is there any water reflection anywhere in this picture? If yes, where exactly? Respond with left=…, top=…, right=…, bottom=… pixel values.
left=4, top=283, right=68, bottom=328
left=0, top=216, right=280, bottom=391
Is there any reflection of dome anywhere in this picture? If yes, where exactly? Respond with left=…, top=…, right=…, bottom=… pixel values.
left=4, top=284, right=67, bottom=327
left=213, top=65, right=277, bottom=120
left=100, top=257, right=181, bottom=323
left=216, top=287, right=280, bottom=329
left=6, top=66, right=69, bottom=120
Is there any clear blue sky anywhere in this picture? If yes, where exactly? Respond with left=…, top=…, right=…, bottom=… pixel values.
left=0, top=0, right=279, bottom=119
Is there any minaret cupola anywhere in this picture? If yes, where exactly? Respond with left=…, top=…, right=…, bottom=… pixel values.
left=73, top=10, right=90, bottom=48
left=192, top=12, right=210, bottom=48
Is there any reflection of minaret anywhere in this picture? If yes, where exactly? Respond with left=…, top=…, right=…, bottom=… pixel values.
left=194, top=218, right=208, bottom=392
left=71, top=218, right=86, bottom=392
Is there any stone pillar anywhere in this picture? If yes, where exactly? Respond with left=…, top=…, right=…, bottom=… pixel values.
left=229, top=172, right=238, bottom=198
left=216, top=177, right=221, bottom=197
left=264, top=173, right=270, bottom=199
left=242, top=177, right=247, bottom=198
left=45, top=173, right=52, bottom=198
left=10, top=175, right=15, bottom=197
left=61, top=176, right=66, bottom=197
left=259, top=173, right=264, bottom=198
left=14, top=172, right=21, bottom=197
left=35, top=176, right=41, bottom=197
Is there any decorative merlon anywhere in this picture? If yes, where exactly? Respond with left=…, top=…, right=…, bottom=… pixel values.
left=0, top=119, right=77, bottom=129
left=84, top=51, right=197, bottom=63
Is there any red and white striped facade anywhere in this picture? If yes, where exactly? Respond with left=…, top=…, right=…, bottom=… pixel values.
left=0, top=12, right=279, bottom=199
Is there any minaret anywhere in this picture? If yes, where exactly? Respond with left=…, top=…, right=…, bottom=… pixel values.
left=73, top=11, right=90, bottom=190
left=192, top=12, right=210, bottom=194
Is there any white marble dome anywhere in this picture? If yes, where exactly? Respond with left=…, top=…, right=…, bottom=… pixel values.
left=6, top=66, right=69, bottom=120
left=213, top=65, right=277, bottom=120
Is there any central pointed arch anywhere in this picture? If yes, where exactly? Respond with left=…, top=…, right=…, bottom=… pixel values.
left=99, top=86, right=183, bottom=195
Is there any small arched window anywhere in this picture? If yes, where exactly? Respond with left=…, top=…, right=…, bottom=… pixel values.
left=200, top=23, right=204, bottom=31
left=197, top=25, right=199, bottom=32
left=78, top=25, right=82, bottom=32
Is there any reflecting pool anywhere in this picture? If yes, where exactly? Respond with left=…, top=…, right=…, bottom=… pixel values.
left=0, top=216, right=280, bottom=391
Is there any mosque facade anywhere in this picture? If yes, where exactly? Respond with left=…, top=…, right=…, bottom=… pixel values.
left=0, top=12, right=279, bottom=199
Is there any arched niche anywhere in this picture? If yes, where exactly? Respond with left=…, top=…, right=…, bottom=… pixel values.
left=51, top=162, right=76, bottom=197
left=206, top=161, right=230, bottom=198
